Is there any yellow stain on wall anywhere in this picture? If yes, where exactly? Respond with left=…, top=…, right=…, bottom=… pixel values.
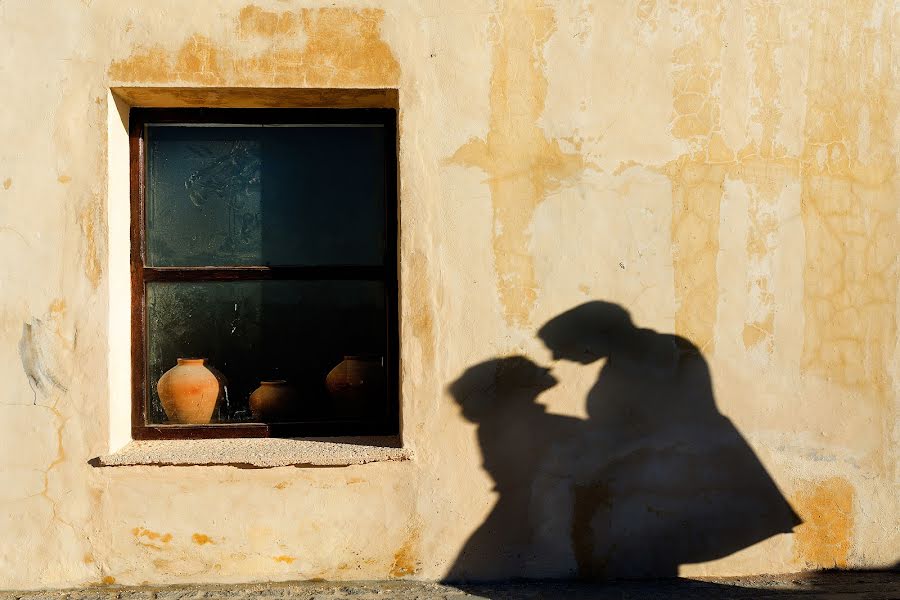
left=665, top=156, right=728, bottom=353
left=664, top=1, right=729, bottom=354
left=237, top=5, right=302, bottom=38
left=741, top=309, right=774, bottom=350
left=78, top=196, right=102, bottom=290
left=654, top=1, right=812, bottom=362
left=132, top=527, right=173, bottom=550
left=109, top=5, right=399, bottom=88
left=792, top=477, right=854, bottom=568
left=407, top=250, right=435, bottom=369
left=797, top=1, right=897, bottom=473
left=636, top=0, right=658, bottom=31
left=739, top=0, right=790, bottom=356
left=388, top=527, right=420, bottom=578
left=192, top=533, right=214, bottom=545
left=448, top=0, right=586, bottom=328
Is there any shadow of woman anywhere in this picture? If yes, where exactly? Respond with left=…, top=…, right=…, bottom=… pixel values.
left=538, top=301, right=802, bottom=578
left=445, top=356, right=583, bottom=582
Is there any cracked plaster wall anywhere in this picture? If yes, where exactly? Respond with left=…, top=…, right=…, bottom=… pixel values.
left=0, top=0, right=896, bottom=589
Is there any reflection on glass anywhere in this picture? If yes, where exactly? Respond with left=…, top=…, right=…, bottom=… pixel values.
left=146, top=124, right=386, bottom=267
left=146, top=280, right=386, bottom=424
left=249, top=380, right=300, bottom=421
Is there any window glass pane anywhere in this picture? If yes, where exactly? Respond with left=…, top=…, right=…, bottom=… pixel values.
left=146, top=124, right=386, bottom=266
left=146, top=280, right=387, bottom=425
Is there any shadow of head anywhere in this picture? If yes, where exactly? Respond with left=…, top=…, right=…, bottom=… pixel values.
left=538, top=301, right=687, bottom=377
left=448, top=356, right=557, bottom=423
left=538, top=301, right=631, bottom=364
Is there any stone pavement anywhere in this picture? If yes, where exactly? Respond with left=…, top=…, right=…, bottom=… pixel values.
left=2, top=571, right=897, bottom=600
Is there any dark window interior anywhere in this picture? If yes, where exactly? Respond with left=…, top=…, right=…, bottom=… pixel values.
left=130, top=108, right=398, bottom=440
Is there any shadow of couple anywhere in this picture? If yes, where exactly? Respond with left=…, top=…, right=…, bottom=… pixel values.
left=446, top=301, right=801, bottom=581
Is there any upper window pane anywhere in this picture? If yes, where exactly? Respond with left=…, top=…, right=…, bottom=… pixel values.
left=145, top=124, right=386, bottom=267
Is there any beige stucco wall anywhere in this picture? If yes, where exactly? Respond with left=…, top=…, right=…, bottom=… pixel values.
left=0, top=0, right=897, bottom=589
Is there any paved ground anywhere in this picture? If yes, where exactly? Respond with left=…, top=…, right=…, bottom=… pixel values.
left=2, top=571, right=897, bottom=600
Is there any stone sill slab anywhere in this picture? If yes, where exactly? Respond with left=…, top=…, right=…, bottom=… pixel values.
left=94, top=437, right=411, bottom=468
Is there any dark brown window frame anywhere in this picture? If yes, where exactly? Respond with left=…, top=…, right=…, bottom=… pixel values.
left=129, top=106, right=399, bottom=440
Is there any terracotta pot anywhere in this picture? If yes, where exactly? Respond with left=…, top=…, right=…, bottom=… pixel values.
left=156, top=358, right=220, bottom=424
left=325, top=355, right=384, bottom=412
left=249, top=380, right=299, bottom=421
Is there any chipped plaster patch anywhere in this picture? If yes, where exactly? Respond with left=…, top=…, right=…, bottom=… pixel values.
left=18, top=300, right=75, bottom=401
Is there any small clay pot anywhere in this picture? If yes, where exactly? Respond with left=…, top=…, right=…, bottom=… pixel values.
left=157, top=358, right=220, bottom=424
left=249, top=380, right=300, bottom=421
left=325, top=356, right=384, bottom=413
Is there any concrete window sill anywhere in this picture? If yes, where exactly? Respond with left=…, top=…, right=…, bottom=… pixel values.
left=93, top=437, right=411, bottom=468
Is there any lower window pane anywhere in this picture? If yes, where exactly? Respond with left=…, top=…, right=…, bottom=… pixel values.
left=145, top=280, right=388, bottom=428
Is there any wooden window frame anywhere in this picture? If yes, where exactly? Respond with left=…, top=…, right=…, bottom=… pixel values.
left=129, top=107, right=399, bottom=440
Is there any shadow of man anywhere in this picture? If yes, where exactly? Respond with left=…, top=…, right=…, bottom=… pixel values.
left=538, top=301, right=802, bottom=578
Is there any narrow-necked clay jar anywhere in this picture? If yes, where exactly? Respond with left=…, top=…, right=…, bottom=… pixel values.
left=156, top=358, right=220, bottom=424
left=249, top=380, right=299, bottom=421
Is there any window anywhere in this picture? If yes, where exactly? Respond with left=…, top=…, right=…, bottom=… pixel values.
left=129, top=107, right=398, bottom=440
